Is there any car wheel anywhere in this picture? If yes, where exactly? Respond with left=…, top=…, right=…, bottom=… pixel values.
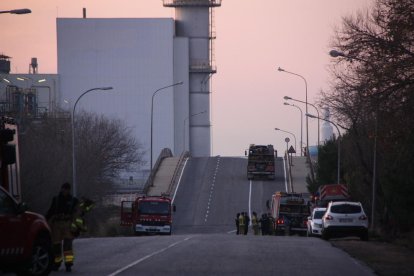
left=21, top=237, right=52, bottom=276
left=360, top=230, right=369, bottom=241
left=322, top=229, right=330, bottom=240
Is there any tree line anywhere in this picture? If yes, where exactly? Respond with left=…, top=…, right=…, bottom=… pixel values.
left=311, top=0, right=414, bottom=238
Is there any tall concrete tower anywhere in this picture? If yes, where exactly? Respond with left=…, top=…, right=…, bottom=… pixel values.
left=321, top=107, right=334, bottom=143
left=163, top=0, right=221, bottom=157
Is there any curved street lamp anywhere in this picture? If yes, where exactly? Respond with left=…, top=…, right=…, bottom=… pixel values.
left=150, top=81, right=183, bottom=170
left=278, top=67, right=309, bottom=156
left=183, top=110, right=207, bottom=152
left=283, top=102, right=303, bottom=156
left=275, top=128, right=297, bottom=157
left=284, top=95, right=320, bottom=150
left=306, top=113, right=341, bottom=185
left=0, top=9, right=31, bottom=15
left=72, top=87, right=114, bottom=197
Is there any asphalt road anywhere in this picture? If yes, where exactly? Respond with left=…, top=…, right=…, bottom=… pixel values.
left=172, top=156, right=286, bottom=234
left=49, top=156, right=374, bottom=275
left=50, top=234, right=373, bottom=275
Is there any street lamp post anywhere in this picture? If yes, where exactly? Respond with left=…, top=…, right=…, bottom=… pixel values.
left=72, top=87, right=113, bottom=197
left=0, top=9, right=31, bottom=15
left=306, top=113, right=341, bottom=185
left=150, top=82, right=183, bottom=170
left=330, top=49, right=377, bottom=230
left=275, top=128, right=297, bottom=157
left=283, top=102, right=303, bottom=156
left=183, top=110, right=206, bottom=152
left=284, top=96, right=320, bottom=150
left=278, top=67, right=309, bottom=156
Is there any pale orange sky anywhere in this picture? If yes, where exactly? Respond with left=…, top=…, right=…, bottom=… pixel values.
left=1, top=0, right=373, bottom=156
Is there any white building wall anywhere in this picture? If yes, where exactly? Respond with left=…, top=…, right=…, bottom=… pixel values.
left=57, top=18, right=182, bottom=173
left=173, top=37, right=190, bottom=154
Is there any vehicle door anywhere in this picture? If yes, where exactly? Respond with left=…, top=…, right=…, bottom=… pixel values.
left=0, top=188, right=26, bottom=258
left=120, top=201, right=134, bottom=226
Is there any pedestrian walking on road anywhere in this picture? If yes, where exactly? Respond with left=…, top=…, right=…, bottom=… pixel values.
left=244, top=212, right=250, bottom=235
left=235, top=213, right=240, bottom=235
left=46, top=182, right=79, bottom=272
left=251, top=212, right=259, bottom=235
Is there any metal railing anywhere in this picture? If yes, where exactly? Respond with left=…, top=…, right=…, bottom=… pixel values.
left=142, top=148, right=173, bottom=195
left=165, top=151, right=190, bottom=196
left=163, top=0, right=222, bottom=7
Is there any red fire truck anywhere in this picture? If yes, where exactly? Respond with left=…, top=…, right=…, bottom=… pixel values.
left=121, top=196, right=175, bottom=235
left=269, top=191, right=310, bottom=235
left=315, top=184, right=349, bottom=207
left=0, top=117, right=53, bottom=275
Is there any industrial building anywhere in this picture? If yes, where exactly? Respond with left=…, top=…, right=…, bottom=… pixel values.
left=57, top=0, right=221, bottom=180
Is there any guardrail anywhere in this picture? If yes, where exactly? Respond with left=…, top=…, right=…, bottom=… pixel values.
left=142, top=148, right=173, bottom=195
left=165, top=151, right=190, bottom=196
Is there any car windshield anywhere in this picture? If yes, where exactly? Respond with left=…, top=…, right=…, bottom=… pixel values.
left=138, top=201, right=170, bottom=215
left=330, top=204, right=361, bottom=214
left=313, top=210, right=325, bottom=219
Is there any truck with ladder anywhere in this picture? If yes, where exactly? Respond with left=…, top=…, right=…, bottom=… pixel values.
left=121, top=195, right=176, bottom=235
left=269, top=191, right=310, bottom=235
left=246, top=144, right=275, bottom=180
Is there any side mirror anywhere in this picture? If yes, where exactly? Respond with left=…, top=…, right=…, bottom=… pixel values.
left=173, top=205, right=176, bottom=212
left=307, top=216, right=312, bottom=221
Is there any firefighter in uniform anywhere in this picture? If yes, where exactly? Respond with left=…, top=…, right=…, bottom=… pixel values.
left=251, top=212, right=260, bottom=235
left=238, top=213, right=245, bottom=235
left=46, top=182, right=79, bottom=272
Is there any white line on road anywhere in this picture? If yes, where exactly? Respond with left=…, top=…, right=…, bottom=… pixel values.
left=172, top=158, right=189, bottom=204
left=107, top=237, right=192, bottom=276
left=227, top=230, right=237, bottom=234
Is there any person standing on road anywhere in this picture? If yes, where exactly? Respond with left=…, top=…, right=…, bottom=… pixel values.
left=46, top=182, right=79, bottom=272
left=235, top=213, right=240, bottom=235
left=261, top=214, right=268, bottom=235
left=238, top=213, right=245, bottom=235
left=251, top=212, right=259, bottom=235
left=244, top=212, right=250, bottom=235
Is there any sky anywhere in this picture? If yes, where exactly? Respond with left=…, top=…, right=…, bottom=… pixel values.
left=1, top=0, right=373, bottom=156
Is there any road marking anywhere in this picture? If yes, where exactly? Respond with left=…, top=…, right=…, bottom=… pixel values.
left=204, top=156, right=220, bottom=223
left=172, top=157, right=189, bottom=203
left=227, top=230, right=237, bottom=234
left=283, top=157, right=288, bottom=192
left=107, top=236, right=192, bottom=276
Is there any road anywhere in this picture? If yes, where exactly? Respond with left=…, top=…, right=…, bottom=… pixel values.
left=50, top=156, right=373, bottom=275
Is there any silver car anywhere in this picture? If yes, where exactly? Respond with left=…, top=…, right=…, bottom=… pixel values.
left=307, top=207, right=326, bottom=236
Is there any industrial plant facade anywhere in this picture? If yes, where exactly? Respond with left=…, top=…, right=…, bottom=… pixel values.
left=57, top=18, right=190, bottom=174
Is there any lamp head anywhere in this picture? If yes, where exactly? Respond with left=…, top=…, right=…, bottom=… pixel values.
left=10, top=9, right=31, bottom=14
left=275, top=128, right=280, bottom=131
left=100, top=87, right=113, bottom=90
left=176, top=81, right=184, bottom=85
left=283, top=102, right=290, bottom=106
left=277, top=67, right=285, bottom=72
left=329, top=50, right=345, bottom=58
left=305, top=113, right=317, bottom=118
left=284, top=96, right=292, bottom=100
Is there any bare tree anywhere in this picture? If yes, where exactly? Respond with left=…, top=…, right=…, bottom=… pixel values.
left=20, top=112, right=145, bottom=214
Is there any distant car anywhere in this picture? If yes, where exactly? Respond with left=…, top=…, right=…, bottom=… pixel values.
left=321, top=201, right=369, bottom=241
left=0, top=186, right=53, bottom=275
left=307, top=207, right=326, bottom=237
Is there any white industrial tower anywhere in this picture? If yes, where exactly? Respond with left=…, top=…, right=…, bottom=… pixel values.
left=163, top=0, right=221, bottom=157
left=321, top=107, right=334, bottom=143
